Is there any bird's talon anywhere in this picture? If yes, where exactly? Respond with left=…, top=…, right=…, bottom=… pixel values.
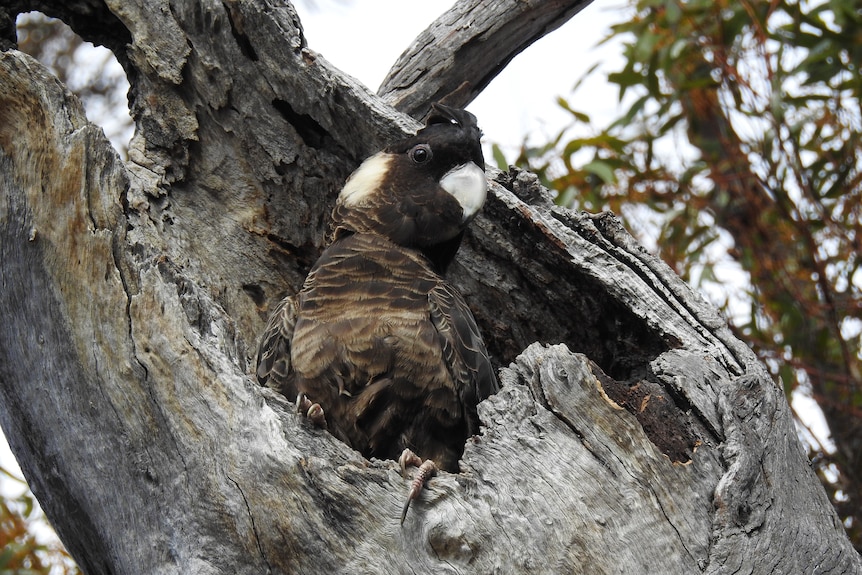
left=295, top=392, right=311, bottom=413
left=295, top=393, right=326, bottom=428
left=398, top=448, right=422, bottom=476
left=400, top=458, right=438, bottom=525
left=306, top=402, right=327, bottom=428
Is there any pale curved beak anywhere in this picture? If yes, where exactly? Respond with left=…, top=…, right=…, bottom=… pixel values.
left=440, top=161, right=487, bottom=221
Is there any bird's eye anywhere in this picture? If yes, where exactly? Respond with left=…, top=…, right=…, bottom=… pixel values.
left=409, top=144, right=432, bottom=164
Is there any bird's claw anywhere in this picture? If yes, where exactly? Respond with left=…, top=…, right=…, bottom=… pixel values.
left=295, top=393, right=327, bottom=428
left=399, top=448, right=438, bottom=525
left=399, top=448, right=423, bottom=476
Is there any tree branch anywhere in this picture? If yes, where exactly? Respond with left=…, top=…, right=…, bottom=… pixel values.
left=378, top=0, right=594, bottom=119
left=1, top=1, right=860, bottom=573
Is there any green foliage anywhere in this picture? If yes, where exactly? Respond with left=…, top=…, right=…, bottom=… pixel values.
left=507, top=0, right=862, bottom=548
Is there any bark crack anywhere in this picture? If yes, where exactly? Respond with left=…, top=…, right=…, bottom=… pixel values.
left=227, top=474, right=272, bottom=572
left=648, top=481, right=698, bottom=566
left=545, top=401, right=618, bottom=479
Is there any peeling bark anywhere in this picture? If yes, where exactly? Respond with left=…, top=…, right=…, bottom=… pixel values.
left=0, top=1, right=859, bottom=574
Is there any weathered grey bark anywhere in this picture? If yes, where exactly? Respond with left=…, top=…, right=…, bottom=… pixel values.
left=0, top=1, right=859, bottom=574
left=377, top=0, right=593, bottom=118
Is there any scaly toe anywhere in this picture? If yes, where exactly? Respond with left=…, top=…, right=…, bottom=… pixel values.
left=400, top=459, right=438, bottom=525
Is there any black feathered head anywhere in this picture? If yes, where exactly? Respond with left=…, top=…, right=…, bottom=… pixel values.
left=331, top=104, right=487, bottom=256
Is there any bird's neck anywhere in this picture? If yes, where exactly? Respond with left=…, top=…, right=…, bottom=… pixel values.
left=329, top=228, right=464, bottom=276
left=419, top=231, right=464, bottom=274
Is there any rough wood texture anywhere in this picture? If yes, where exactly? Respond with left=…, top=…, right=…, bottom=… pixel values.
left=378, top=0, right=593, bottom=119
left=1, top=1, right=860, bottom=574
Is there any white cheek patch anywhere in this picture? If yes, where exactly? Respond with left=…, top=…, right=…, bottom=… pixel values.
left=339, top=153, right=393, bottom=207
left=440, top=162, right=487, bottom=221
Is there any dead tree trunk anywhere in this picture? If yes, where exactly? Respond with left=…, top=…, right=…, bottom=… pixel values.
left=0, top=1, right=858, bottom=573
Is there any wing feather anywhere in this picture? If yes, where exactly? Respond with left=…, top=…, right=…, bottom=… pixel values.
left=428, top=283, right=498, bottom=436
left=255, top=295, right=298, bottom=393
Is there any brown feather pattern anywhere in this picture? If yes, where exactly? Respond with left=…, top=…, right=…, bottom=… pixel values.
left=256, top=104, right=497, bottom=472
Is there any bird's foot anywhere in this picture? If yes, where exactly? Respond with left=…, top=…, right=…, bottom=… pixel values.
left=296, top=393, right=327, bottom=428
left=398, top=448, right=438, bottom=525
